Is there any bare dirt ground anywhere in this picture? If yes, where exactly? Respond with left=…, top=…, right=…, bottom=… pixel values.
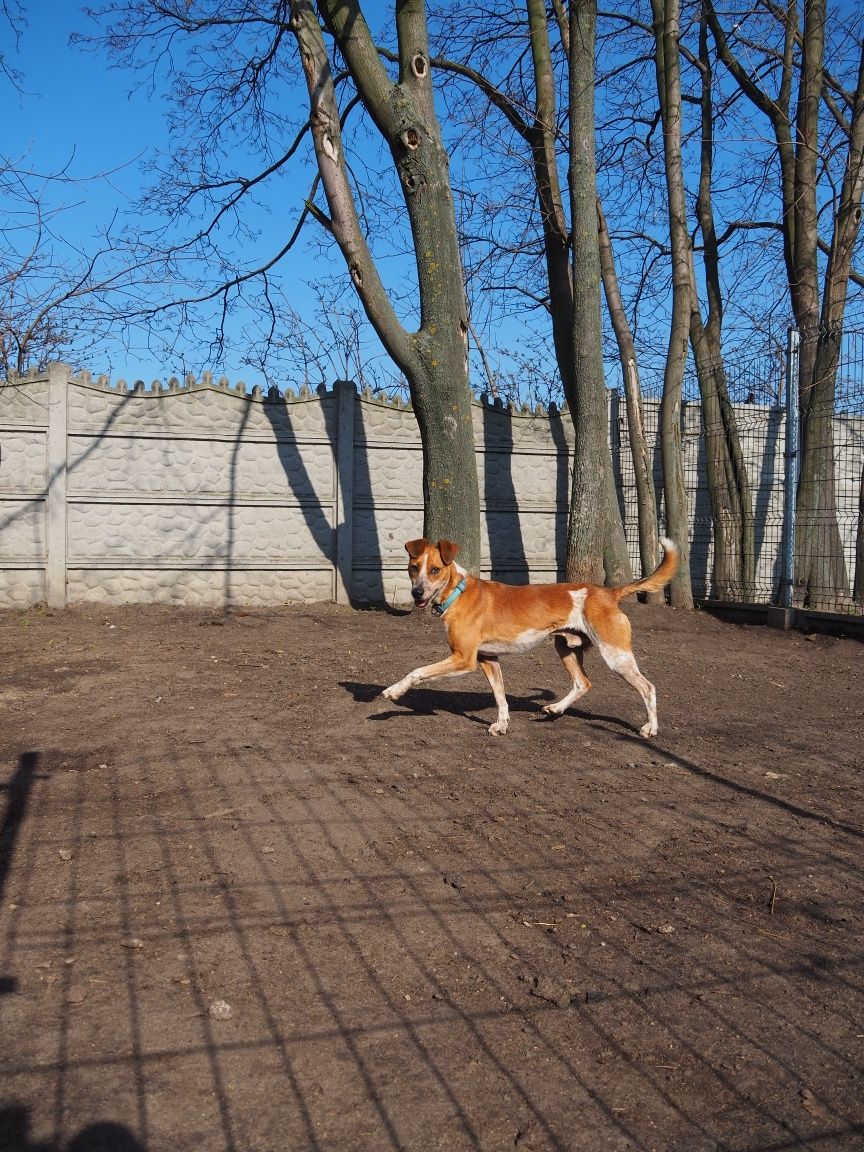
left=0, top=597, right=862, bottom=1152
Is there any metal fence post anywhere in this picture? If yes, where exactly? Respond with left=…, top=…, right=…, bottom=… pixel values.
left=780, top=328, right=800, bottom=610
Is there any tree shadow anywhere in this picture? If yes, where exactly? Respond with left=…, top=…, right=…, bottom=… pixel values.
left=1, top=752, right=43, bottom=998
left=0, top=1108, right=146, bottom=1152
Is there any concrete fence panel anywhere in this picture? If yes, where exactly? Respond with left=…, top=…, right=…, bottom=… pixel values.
left=1, top=365, right=861, bottom=610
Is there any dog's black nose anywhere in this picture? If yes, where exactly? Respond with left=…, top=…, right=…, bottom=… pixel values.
left=411, top=586, right=424, bottom=602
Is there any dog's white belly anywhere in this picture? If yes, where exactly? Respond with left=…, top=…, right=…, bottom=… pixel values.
left=479, top=628, right=551, bottom=656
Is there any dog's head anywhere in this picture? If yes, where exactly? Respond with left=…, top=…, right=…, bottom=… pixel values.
left=404, top=538, right=460, bottom=609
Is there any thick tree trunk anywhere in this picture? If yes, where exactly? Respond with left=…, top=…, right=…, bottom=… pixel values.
left=565, top=0, right=632, bottom=586
left=290, top=0, right=481, bottom=570
left=795, top=326, right=850, bottom=607
left=651, top=0, right=693, bottom=607
left=689, top=308, right=754, bottom=599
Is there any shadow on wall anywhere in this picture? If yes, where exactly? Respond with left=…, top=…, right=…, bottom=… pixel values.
left=481, top=396, right=568, bottom=583
left=482, top=397, right=528, bottom=581
left=260, top=382, right=383, bottom=606
left=347, top=389, right=386, bottom=603
left=549, top=408, right=570, bottom=580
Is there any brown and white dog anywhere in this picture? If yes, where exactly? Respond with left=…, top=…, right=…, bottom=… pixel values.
left=382, top=537, right=679, bottom=737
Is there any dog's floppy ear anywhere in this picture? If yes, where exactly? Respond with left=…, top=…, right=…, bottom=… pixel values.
left=405, top=538, right=429, bottom=560
left=437, top=540, right=460, bottom=565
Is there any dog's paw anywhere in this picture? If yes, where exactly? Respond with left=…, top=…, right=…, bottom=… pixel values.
left=541, top=703, right=564, bottom=718
left=381, top=684, right=402, bottom=702
left=488, top=720, right=508, bottom=736
left=639, top=721, right=658, bottom=738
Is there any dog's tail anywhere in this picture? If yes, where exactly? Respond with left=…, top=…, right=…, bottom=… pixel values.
left=612, top=537, right=679, bottom=602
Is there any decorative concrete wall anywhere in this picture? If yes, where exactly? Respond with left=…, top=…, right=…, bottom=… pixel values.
left=1, top=365, right=860, bottom=609
left=0, top=366, right=572, bottom=608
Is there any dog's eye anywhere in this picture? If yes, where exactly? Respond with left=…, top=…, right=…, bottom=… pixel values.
left=430, top=566, right=440, bottom=575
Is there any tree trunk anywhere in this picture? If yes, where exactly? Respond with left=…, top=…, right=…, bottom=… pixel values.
left=597, top=199, right=662, bottom=601
left=290, top=0, right=481, bottom=570
left=689, top=306, right=753, bottom=599
left=565, top=0, right=632, bottom=586
left=689, top=7, right=754, bottom=601
left=795, top=325, right=850, bottom=608
left=651, top=0, right=693, bottom=607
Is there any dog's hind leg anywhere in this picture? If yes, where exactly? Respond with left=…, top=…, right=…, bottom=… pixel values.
left=543, top=634, right=592, bottom=717
left=594, top=640, right=658, bottom=737
left=479, top=657, right=510, bottom=736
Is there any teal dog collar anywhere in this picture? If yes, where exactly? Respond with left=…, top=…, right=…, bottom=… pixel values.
left=432, top=578, right=467, bottom=617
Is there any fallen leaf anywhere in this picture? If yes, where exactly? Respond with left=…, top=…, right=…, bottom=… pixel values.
left=800, top=1088, right=827, bottom=1119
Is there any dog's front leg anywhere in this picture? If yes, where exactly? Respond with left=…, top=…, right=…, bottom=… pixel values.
left=382, top=653, right=473, bottom=702
left=479, top=658, right=509, bottom=735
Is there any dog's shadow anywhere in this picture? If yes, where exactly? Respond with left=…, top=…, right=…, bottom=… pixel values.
left=340, top=680, right=634, bottom=733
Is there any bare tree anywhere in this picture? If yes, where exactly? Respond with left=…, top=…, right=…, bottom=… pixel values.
left=289, top=0, right=481, bottom=565
left=688, top=4, right=754, bottom=601
left=565, top=0, right=633, bottom=584
left=707, top=0, right=864, bottom=609
left=0, top=155, right=147, bottom=377
left=0, top=0, right=25, bottom=90
left=428, top=0, right=641, bottom=585
left=84, top=0, right=482, bottom=569
left=650, top=0, right=694, bottom=608
left=597, top=197, right=662, bottom=602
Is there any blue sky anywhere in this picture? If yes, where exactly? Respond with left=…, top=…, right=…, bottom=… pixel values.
left=8, top=3, right=862, bottom=405
left=5, top=3, right=373, bottom=389
left=4, top=2, right=552, bottom=398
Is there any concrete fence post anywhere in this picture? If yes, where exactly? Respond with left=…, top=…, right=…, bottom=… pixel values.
left=45, top=363, right=69, bottom=609
left=334, top=379, right=355, bottom=604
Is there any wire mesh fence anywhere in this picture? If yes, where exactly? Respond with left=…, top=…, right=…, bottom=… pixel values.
left=616, top=323, right=864, bottom=616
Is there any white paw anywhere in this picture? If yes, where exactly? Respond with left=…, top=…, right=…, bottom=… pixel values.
left=639, top=721, right=658, bottom=738
left=488, top=720, right=509, bottom=736
left=542, top=703, right=564, bottom=717
left=382, top=683, right=403, bottom=702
